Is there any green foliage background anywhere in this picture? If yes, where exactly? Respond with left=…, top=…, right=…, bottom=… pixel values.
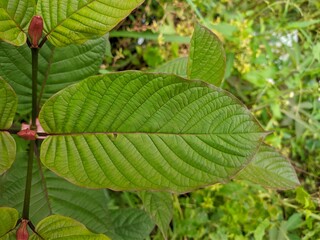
left=104, top=0, right=319, bottom=239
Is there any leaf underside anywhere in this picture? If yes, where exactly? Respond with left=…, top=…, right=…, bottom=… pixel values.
left=39, top=71, right=266, bottom=193
left=36, top=0, right=144, bottom=47
left=0, top=37, right=105, bottom=115
left=0, top=0, right=35, bottom=46
left=0, top=207, right=19, bottom=239
left=236, top=144, right=300, bottom=189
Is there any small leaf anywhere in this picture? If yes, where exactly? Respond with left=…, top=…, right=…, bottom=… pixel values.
left=29, top=215, right=110, bottom=240
left=187, top=23, right=226, bottom=86
left=0, top=207, right=19, bottom=238
left=236, top=144, right=300, bottom=189
left=138, top=191, right=173, bottom=239
left=105, top=209, right=154, bottom=240
left=0, top=37, right=105, bottom=115
left=0, top=0, right=35, bottom=46
left=36, top=0, right=144, bottom=47
left=39, top=72, right=266, bottom=192
left=153, top=57, right=188, bottom=77
left=0, top=132, right=16, bottom=175
left=0, top=78, right=17, bottom=129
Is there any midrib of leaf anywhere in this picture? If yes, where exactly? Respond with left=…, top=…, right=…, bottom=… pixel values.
left=38, top=47, right=56, bottom=108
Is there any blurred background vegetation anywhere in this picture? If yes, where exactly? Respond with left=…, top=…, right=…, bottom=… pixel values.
left=103, top=0, right=319, bottom=239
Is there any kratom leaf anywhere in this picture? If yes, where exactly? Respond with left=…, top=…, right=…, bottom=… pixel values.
left=0, top=78, right=17, bottom=129
left=105, top=209, right=154, bottom=240
left=0, top=0, right=35, bottom=46
left=0, top=140, right=110, bottom=231
left=29, top=215, right=110, bottom=240
left=36, top=0, right=144, bottom=47
left=0, top=132, right=16, bottom=175
left=236, top=144, right=300, bottom=189
left=153, top=57, right=188, bottom=77
left=0, top=207, right=18, bottom=239
left=138, top=191, right=173, bottom=239
left=39, top=72, right=266, bottom=193
left=187, top=23, right=226, bottom=86
left=0, top=37, right=105, bottom=115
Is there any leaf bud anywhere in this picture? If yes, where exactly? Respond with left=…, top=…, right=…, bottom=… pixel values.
left=16, top=219, right=29, bottom=240
left=28, top=15, right=43, bottom=48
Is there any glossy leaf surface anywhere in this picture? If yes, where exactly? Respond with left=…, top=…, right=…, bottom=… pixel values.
left=39, top=72, right=266, bottom=192
left=0, top=0, right=35, bottom=46
left=236, top=144, right=300, bottom=189
left=0, top=38, right=105, bottom=115
left=29, top=215, right=110, bottom=240
left=0, top=207, right=18, bottom=239
left=187, top=23, right=226, bottom=86
left=36, top=0, right=144, bottom=47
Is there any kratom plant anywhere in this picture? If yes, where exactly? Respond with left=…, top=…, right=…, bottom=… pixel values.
left=0, top=1, right=300, bottom=239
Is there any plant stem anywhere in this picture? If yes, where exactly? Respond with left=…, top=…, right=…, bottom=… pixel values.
left=31, top=48, right=39, bottom=129
left=22, top=47, right=39, bottom=219
left=22, top=141, right=35, bottom=219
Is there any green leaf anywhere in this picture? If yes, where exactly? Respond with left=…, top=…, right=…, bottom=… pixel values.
left=0, top=37, right=105, bottom=115
left=0, top=207, right=19, bottom=238
left=0, top=78, right=17, bottom=174
left=105, top=209, right=154, bottom=240
left=29, top=215, right=110, bottom=240
left=236, top=144, right=300, bottom=189
left=39, top=72, right=266, bottom=192
left=36, top=0, right=144, bottom=47
left=0, top=78, right=17, bottom=129
left=153, top=57, right=188, bottom=77
left=187, top=23, right=226, bottom=86
left=0, top=132, right=16, bottom=175
left=0, top=0, right=35, bottom=46
left=138, top=191, right=173, bottom=239
left=0, top=141, right=110, bottom=231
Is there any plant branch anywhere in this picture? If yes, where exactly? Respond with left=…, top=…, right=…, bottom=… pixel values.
left=22, top=47, right=39, bottom=219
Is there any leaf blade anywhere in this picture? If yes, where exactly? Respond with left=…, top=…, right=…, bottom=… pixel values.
left=36, top=0, right=144, bottom=47
left=39, top=72, right=266, bottom=192
left=138, top=191, right=173, bottom=239
left=0, top=207, right=19, bottom=238
left=0, top=37, right=105, bottom=115
left=0, top=132, right=16, bottom=175
left=0, top=78, right=17, bottom=129
left=187, top=23, right=226, bottom=86
left=236, top=144, right=300, bottom=189
left=0, top=0, right=35, bottom=46
left=29, top=215, right=110, bottom=240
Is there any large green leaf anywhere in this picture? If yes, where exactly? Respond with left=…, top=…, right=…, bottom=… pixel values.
left=39, top=72, right=266, bottom=192
left=0, top=78, right=17, bottom=129
left=0, top=37, right=105, bottom=115
left=187, top=23, right=226, bottom=86
left=0, top=0, right=35, bottom=46
left=36, top=0, right=144, bottom=47
left=29, top=215, right=110, bottom=240
left=236, top=144, right=300, bottom=189
left=105, top=209, right=154, bottom=240
left=0, top=207, right=18, bottom=239
left=138, top=191, right=173, bottom=239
